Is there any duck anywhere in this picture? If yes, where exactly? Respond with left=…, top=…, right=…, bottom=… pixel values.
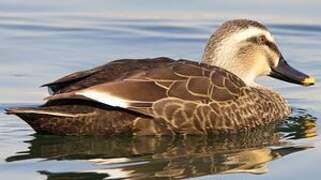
left=5, top=19, right=315, bottom=136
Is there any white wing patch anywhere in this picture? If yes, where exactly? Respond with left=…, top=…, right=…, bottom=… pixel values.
left=76, top=90, right=129, bottom=108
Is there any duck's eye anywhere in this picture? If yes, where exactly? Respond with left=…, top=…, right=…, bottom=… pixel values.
left=257, top=35, right=267, bottom=45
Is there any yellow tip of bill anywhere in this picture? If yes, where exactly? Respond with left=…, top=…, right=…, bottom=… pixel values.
left=303, top=76, right=316, bottom=86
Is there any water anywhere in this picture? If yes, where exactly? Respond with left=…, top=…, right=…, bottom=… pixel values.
left=1, top=0, right=321, bottom=179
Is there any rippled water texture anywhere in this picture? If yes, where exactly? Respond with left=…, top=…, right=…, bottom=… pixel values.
left=1, top=0, right=321, bottom=179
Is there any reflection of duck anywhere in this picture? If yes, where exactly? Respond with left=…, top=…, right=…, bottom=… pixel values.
left=6, top=19, right=315, bottom=136
left=6, top=114, right=316, bottom=179
left=279, top=109, right=318, bottom=139
left=221, top=147, right=310, bottom=175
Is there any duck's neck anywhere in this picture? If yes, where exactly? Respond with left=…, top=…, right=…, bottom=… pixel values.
left=205, top=59, right=258, bottom=87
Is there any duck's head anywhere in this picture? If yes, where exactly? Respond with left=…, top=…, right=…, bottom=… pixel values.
left=202, top=19, right=315, bottom=87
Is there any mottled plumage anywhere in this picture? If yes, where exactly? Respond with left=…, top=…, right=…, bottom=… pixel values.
left=7, top=58, right=290, bottom=135
left=6, top=19, right=314, bottom=136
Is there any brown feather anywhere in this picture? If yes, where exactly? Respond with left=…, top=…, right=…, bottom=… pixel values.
left=7, top=57, right=291, bottom=136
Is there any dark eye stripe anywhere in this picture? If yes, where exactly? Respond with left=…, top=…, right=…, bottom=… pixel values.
left=265, top=41, right=280, bottom=55
left=245, top=36, right=280, bottom=55
left=246, top=36, right=257, bottom=43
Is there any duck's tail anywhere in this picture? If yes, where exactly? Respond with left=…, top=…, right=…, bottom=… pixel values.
left=5, top=101, right=137, bottom=136
left=5, top=107, right=76, bottom=117
left=5, top=106, right=81, bottom=125
left=5, top=106, right=81, bottom=135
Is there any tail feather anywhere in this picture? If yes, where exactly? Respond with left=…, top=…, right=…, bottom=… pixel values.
left=4, top=101, right=138, bottom=136
left=5, top=107, right=76, bottom=117
left=4, top=106, right=85, bottom=135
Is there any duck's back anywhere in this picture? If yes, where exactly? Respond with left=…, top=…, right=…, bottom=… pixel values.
left=43, top=57, right=175, bottom=94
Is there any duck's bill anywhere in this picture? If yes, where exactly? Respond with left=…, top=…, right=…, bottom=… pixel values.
left=269, top=57, right=315, bottom=86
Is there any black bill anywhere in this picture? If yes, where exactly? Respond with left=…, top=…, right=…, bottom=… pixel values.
left=269, top=57, right=315, bottom=86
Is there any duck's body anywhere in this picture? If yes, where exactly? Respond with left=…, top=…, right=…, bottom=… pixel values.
left=6, top=19, right=314, bottom=136
left=7, top=58, right=290, bottom=135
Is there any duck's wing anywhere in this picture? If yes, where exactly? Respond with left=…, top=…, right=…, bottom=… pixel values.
left=42, top=57, right=175, bottom=94
left=46, top=60, right=246, bottom=118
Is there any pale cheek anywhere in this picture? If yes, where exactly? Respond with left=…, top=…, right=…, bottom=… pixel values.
left=261, top=65, right=272, bottom=75
left=271, top=55, right=279, bottom=67
left=254, top=53, right=271, bottom=76
left=256, top=63, right=271, bottom=76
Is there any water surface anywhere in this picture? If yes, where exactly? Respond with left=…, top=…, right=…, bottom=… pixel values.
left=1, top=0, right=321, bottom=179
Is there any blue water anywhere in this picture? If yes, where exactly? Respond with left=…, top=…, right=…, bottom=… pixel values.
left=1, top=0, right=321, bottom=179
